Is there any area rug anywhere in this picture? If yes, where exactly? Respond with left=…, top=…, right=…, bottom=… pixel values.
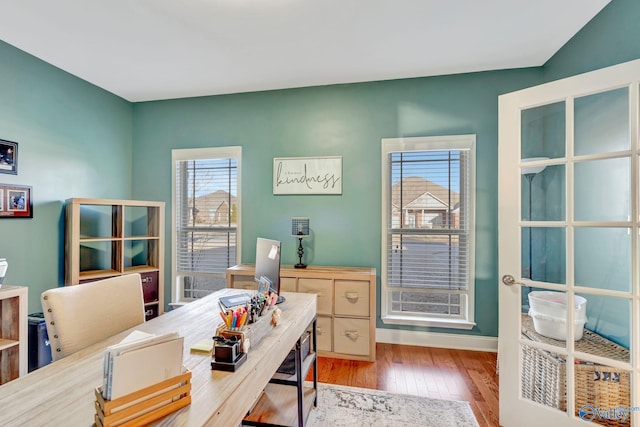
left=306, top=383, right=479, bottom=427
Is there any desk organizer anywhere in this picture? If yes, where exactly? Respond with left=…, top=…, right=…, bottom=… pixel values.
left=521, top=315, right=630, bottom=426
left=216, top=307, right=275, bottom=353
left=94, top=370, right=191, bottom=427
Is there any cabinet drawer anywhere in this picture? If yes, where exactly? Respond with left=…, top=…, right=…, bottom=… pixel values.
left=333, top=317, right=370, bottom=356
left=144, top=303, right=159, bottom=321
left=298, top=279, right=333, bottom=315
left=140, top=271, right=159, bottom=303
left=334, top=280, right=369, bottom=317
left=280, top=277, right=297, bottom=293
left=316, top=316, right=332, bottom=352
left=231, top=276, right=257, bottom=290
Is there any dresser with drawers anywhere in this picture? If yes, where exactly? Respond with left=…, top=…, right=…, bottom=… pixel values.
left=226, top=264, right=376, bottom=361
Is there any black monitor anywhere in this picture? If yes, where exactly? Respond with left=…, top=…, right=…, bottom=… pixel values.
left=254, top=237, right=285, bottom=304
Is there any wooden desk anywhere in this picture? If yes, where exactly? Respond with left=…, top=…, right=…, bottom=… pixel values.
left=0, top=288, right=317, bottom=426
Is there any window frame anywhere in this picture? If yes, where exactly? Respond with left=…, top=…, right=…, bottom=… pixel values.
left=171, top=146, right=242, bottom=304
left=381, top=135, right=476, bottom=329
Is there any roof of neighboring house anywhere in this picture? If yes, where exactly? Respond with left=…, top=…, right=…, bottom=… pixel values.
left=391, top=176, right=459, bottom=211
left=405, top=192, right=449, bottom=210
left=190, top=190, right=237, bottom=214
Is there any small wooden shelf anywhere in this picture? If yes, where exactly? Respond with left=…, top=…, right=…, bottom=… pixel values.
left=65, top=198, right=165, bottom=320
left=243, top=319, right=318, bottom=427
left=270, top=351, right=316, bottom=384
left=243, top=383, right=316, bottom=427
left=0, top=285, right=27, bottom=384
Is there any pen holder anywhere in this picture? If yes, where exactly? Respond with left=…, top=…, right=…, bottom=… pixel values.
left=216, top=309, right=275, bottom=354
left=214, top=340, right=239, bottom=363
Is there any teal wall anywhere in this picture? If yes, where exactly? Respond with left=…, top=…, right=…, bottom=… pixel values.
left=0, top=40, right=133, bottom=313
left=1, top=0, right=639, bottom=335
left=543, top=0, right=640, bottom=81
left=133, top=70, right=542, bottom=337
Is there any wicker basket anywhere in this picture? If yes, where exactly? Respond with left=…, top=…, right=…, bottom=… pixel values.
left=521, top=314, right=630, bottom=427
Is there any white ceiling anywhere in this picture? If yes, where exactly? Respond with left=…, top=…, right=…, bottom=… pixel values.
left=0, top=0, right=611, bottom=102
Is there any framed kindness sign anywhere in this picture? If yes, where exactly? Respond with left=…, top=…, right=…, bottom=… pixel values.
left=273, top=156, right=342, bottom=195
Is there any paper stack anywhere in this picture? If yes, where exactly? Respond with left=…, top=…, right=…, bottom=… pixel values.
left=102, top=330, right=184, bottom=400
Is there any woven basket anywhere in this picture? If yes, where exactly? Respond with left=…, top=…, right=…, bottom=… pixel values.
left=521, top=315, right=630, bottom=427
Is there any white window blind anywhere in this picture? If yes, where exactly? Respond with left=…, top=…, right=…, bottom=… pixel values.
left=381, top=136, right=475, bottom=328
left=172, top=147, right=241, bottom=301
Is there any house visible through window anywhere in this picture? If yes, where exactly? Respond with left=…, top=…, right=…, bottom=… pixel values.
left=381, top=135, right=476, bottom=329
left=172, top=147, right=241, bottom=302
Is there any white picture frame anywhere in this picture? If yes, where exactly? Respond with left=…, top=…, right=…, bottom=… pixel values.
left=273, top=156, right=342, bottom=195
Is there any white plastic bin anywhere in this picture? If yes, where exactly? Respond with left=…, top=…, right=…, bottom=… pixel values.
left=527, top=291, right=587, bottom=340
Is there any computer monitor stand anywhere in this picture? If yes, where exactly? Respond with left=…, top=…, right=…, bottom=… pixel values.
left=276, top=295, right=286, bottom=304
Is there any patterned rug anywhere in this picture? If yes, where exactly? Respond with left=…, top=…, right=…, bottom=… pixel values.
left=307, top=383, right=479, bottom=427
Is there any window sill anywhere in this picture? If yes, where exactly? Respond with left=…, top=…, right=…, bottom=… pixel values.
left=381, top=314, right=476, bottom=330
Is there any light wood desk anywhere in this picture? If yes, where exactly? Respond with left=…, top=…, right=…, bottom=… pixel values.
left=0, top=288, right=317, bottom=426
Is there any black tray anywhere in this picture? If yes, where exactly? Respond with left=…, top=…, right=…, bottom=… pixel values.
left=211, top=352, right=247, bottom=372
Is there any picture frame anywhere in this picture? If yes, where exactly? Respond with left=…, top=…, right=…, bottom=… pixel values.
left=0, top=139, right=18, bottom=175
left=273, top=156, right=342, bottom=195
left=0, top=184, right=32, bottom=218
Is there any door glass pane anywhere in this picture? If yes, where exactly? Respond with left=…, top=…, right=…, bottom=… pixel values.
left=575, top=88, right=629, bottom=156
left=521, top=164, right=565, bottom=221
left=520, top=343, right=567, bottom=412
left=575, top=158, right=630, bottom=222
left=580, top=294, right=631, bottom=357
left=574, top=228, right=631, bottom=292
left=522, top=227, right=566, bottom=284
left=521, top=101, right=566, bottom=160
left=575, top=364, right=631, bottom=426
left=522, top=289, right=572, bottom=347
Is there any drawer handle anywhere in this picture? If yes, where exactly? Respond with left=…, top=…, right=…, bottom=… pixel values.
left=345, top=292, right=359, bottom=300
left=141, top=276, right=152, bottom=283
left=307, top=291, right=323, bottom=297
left=316, top=327, right=323, bottom=335
left=344, top=330, right=359, bottom=341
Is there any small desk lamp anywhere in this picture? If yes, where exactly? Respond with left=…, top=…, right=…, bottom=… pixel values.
left=291, top=217, right=310, bottom=269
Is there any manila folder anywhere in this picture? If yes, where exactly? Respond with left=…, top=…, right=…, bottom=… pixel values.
left=110, top=336, right=184, bottom=400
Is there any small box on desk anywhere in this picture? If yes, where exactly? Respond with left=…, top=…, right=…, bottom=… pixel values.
left=95, top=370, right=191, bottom=427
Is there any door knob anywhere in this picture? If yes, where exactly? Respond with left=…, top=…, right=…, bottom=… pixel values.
left=502, top=274, right=525, bottom=286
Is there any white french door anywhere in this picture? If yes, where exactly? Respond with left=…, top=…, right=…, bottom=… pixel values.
left=498, top=59, right=640, bottom=426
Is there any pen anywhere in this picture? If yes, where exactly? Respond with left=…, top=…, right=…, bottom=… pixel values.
left=226, top=310, right=233, bottom=328
left=240, top=311, right=247, bottom=328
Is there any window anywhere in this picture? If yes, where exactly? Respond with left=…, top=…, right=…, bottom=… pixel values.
left=172, top=147, right=241, bottom=303
left=381, top=135, right=475, bottom=329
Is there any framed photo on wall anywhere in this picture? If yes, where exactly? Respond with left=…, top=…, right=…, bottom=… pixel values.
left=0, top=139, right=18, bottom=175
left=0, top=184, right=32, bottom=218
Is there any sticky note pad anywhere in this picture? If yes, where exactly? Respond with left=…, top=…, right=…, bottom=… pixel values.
left=190, top=338, right=214, bottom=353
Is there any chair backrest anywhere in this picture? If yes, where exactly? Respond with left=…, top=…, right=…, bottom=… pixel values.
left=41, top=273, right=145, bottom=361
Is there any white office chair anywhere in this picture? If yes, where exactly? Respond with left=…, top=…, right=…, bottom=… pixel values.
left=41, top=273, right=146, bottom=361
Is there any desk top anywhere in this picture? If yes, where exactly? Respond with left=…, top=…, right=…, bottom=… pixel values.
left=0, top=288, right=317, bottom=427
left=227, top=263, right=376, bottom=280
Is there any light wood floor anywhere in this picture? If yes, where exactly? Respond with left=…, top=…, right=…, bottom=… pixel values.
left=314, top=343, right=499, bottom=427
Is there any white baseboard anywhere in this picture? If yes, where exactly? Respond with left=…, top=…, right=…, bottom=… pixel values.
left=376, top=328, right=498, bottom=352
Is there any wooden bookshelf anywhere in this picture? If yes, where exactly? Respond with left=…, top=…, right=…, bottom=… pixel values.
left=0, top=285, right=27, bottom=384
left=65, top=198, right=165, bottom=319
